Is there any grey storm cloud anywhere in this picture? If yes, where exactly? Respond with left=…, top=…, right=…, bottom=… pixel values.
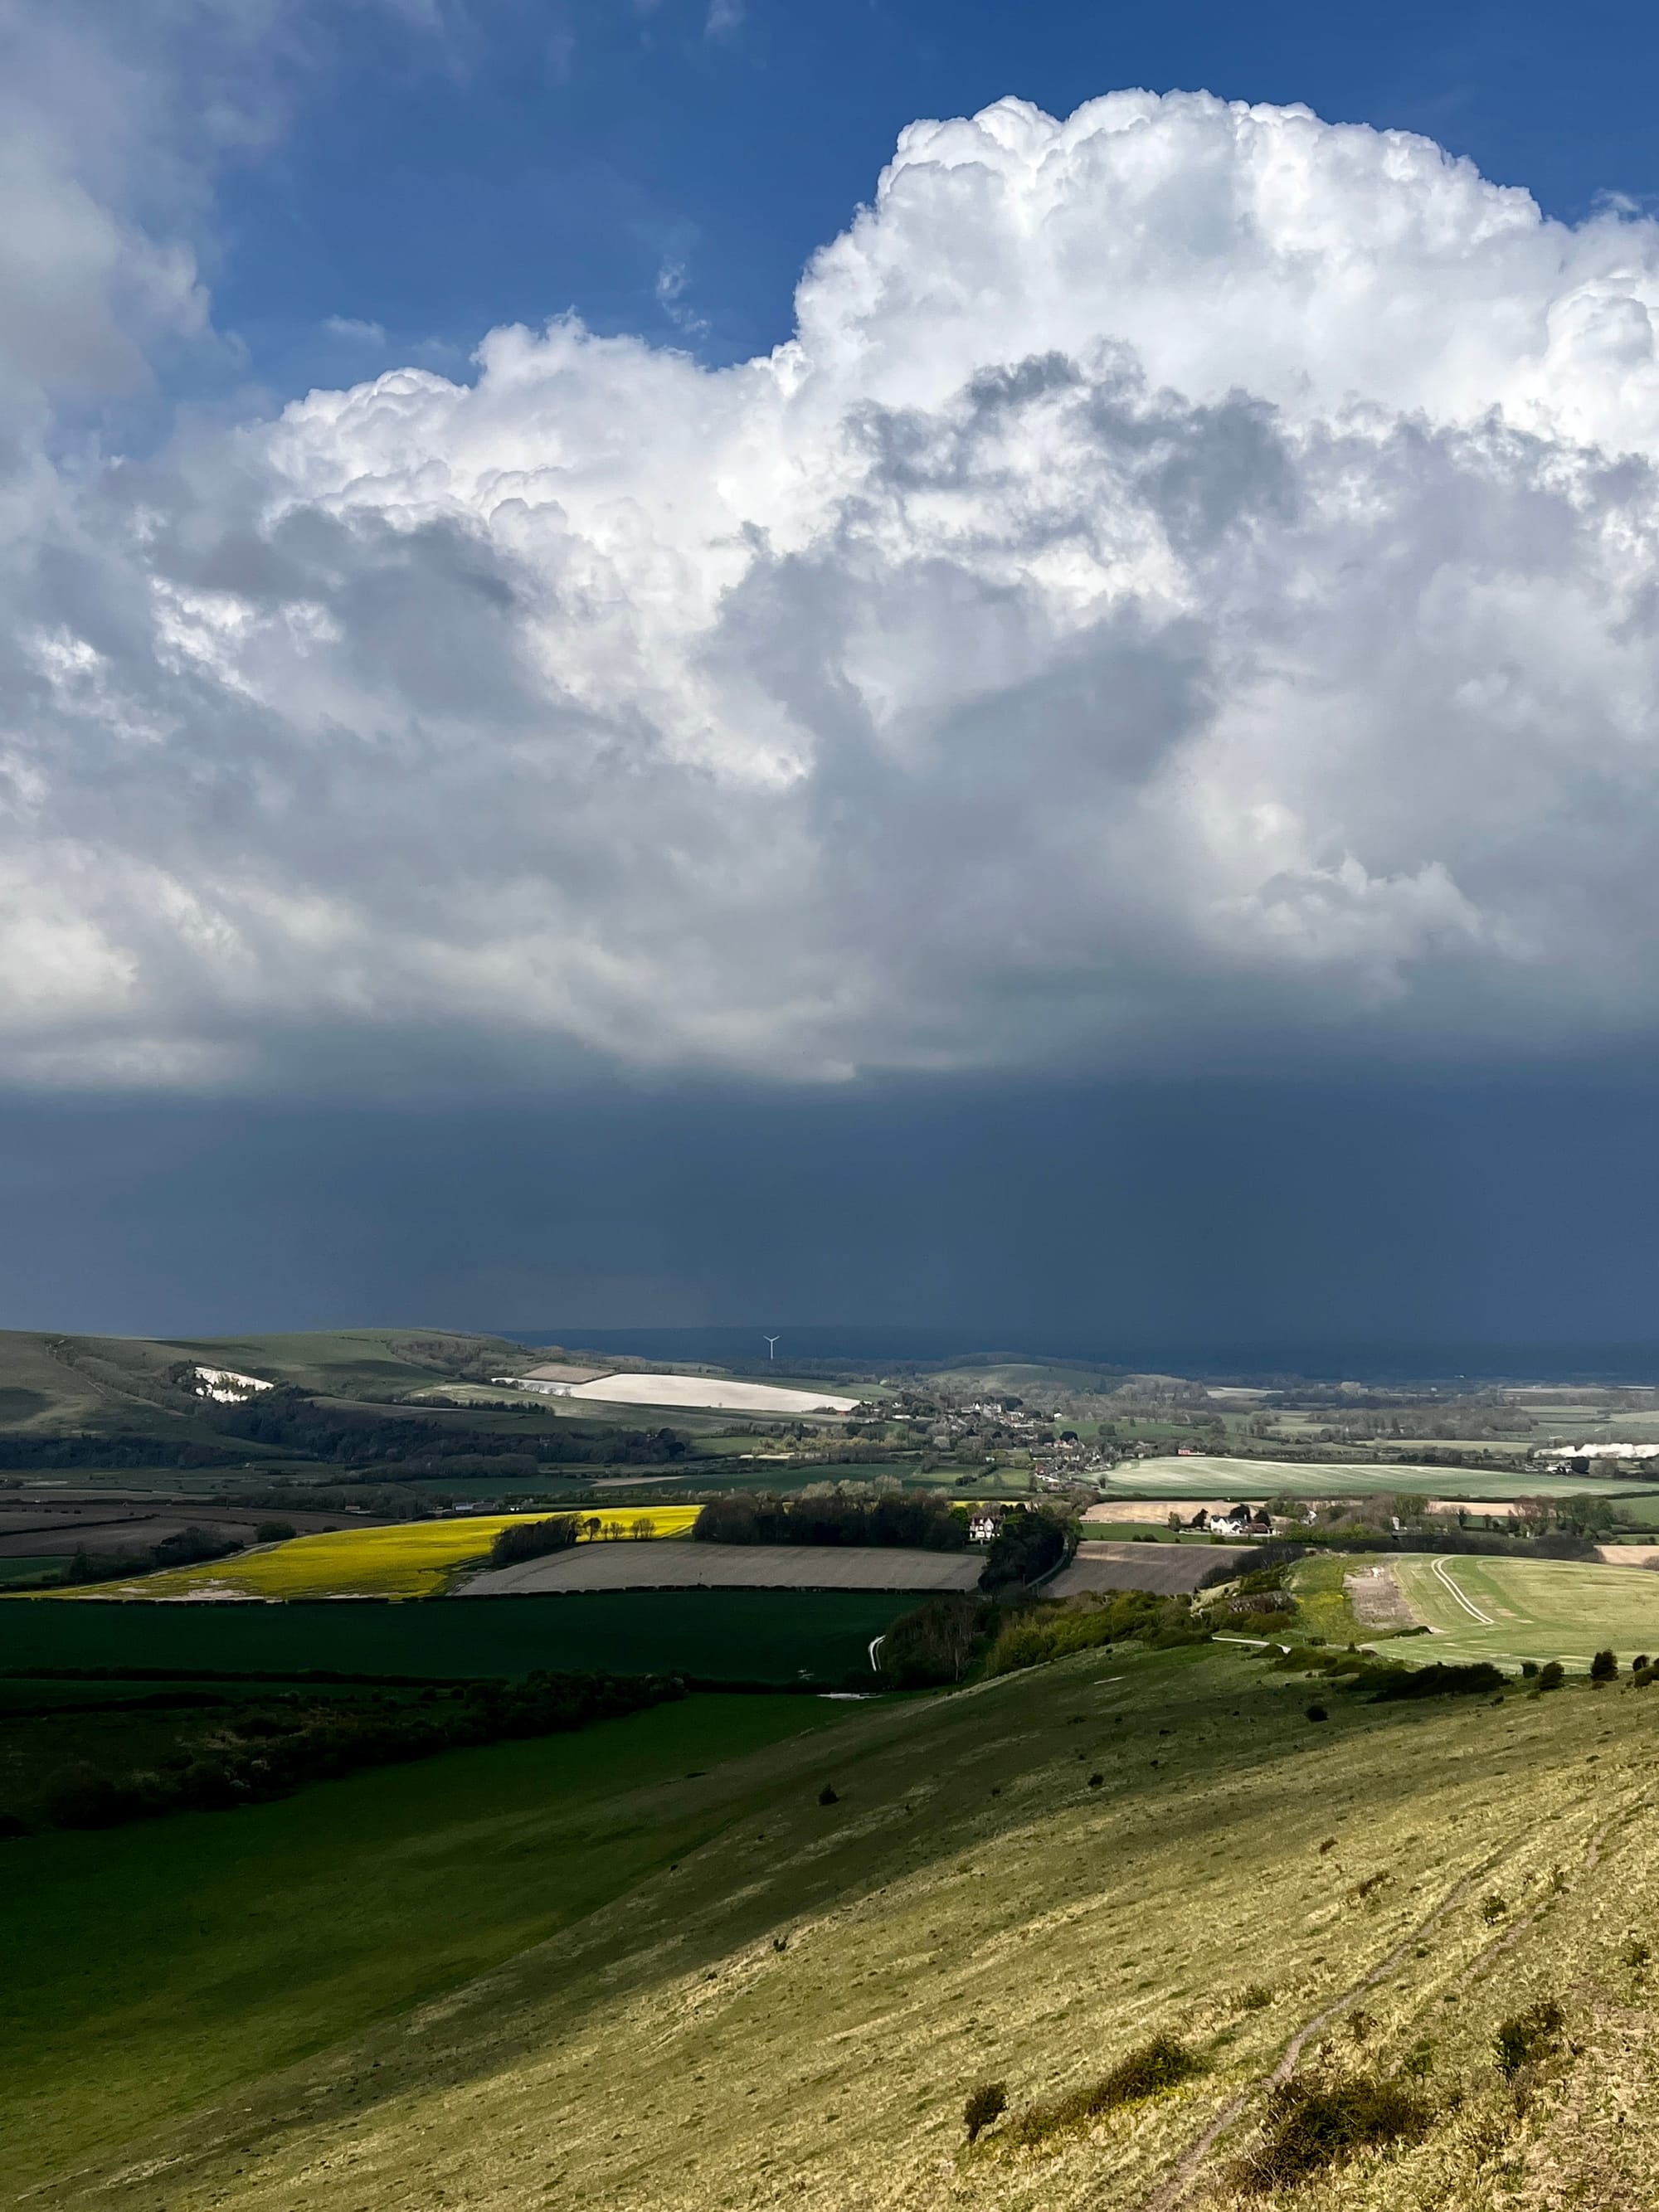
left=7, top=66, right=1659, bottom=1090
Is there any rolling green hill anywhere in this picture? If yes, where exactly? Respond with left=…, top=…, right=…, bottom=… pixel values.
left=0, top=1326, right=534, bottom=1440
left=0, top=1332, right=206, bottom=1436
left=159, top=1328, right=532, bottom=1402
left=9, top=1636, right=1659, bottom=2210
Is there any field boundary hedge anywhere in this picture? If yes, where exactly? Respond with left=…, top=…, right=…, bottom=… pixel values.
left=4, top=1670, right=686, bottom=1839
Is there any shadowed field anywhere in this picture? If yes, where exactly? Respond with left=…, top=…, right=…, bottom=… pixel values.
left=0, top=1587, right=917, bottom=1682
left=1048, top=1540, right=1251, bottom=1597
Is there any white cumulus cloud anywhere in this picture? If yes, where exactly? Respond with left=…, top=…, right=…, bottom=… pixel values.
left=10, top=86, right=1659, bottom=1089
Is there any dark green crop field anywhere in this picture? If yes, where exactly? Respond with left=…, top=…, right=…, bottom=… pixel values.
left=0, top=1587, right=913, bottom=1684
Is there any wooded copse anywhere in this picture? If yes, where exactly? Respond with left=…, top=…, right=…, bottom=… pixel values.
left=212, top=1388, right=689, bottom=1470
left=692, top=1489, right=970, bottom=1549
left=486, top=1514, right=581, bottom=1568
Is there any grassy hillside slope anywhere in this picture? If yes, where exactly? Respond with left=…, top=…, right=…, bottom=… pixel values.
left=0, top=1332, right=208, bottom=1436
left=0, top=1327, right=533, bottom=1440
left=12, top=1642, right=1659, bottom=2210
left=161, top=1329, right=531, bottom=1400
left=2, top=1695, right=852, bottom=2199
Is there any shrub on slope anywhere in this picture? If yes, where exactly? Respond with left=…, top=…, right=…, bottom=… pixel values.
left=986, top=1590, right=1209, bottom=1675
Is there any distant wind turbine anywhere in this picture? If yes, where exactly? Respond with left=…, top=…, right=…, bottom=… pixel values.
left=764, top=1334, right=779, bottom=1361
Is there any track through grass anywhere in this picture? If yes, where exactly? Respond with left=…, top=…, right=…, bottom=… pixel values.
left=1391, top=1553, right=1659, bottom=1667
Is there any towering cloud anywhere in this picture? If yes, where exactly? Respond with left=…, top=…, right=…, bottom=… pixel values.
left=8, top=89, right=1659, bottom=1088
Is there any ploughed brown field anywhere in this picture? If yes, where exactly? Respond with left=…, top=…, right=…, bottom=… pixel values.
left=1048, top=1539, right=1253, bottom=1598
left=0, top=1496, right=377, bottom=1559
left=461, top=1542, right=985, bottom=1597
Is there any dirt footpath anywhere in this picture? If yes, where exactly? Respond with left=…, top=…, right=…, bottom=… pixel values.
left=1345, top=1561, right=1418, bottom=1627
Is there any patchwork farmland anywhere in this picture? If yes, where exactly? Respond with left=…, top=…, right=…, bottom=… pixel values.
left=69, top=1509, right=702, bottom=1602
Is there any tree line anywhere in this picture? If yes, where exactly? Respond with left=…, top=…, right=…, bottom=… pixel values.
left=0, top=1434, right=246, bottom=1470
left=693, top=1490, right=969, bottom=1550
left=0, top=1394, right=690, bottom=1471
left=211, top=1388, right=689, bottom=1469
left=6, top=1670, right=684, bottom=1838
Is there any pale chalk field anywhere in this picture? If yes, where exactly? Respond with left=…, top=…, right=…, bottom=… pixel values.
left=531, top=1373, right=864, bottom=1415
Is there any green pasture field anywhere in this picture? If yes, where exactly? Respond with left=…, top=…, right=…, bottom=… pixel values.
left=0, top=1588, right=914, bottom=1684
left=1104, top=1453, right=1647, bottom=1502
left=3, top=1466, right=318, bottom=1496
left=0, top=1673, right=390, bottom=1710
left=1285, top=1552, right=1372, bottom=1643
left=0, top=1554, right=68, bottom=1583
left=1081, top=1522, right=1218, bottom=1544
left=2, top=1693, right=853, bottom=2197
left=14, top=1642, right=1659, bottom=2212
left=1389, top=1553, right=1659, bottom=1669
left=1383, top=1438, right=1531, bottom=1456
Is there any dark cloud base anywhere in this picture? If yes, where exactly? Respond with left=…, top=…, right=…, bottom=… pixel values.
left=6, top=1075, right=1655, bottom=1372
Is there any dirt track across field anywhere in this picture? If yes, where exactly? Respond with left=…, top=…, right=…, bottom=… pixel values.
left=1345, top=1561, right=1417, bottom=1626
left=460, top=1543, right=984, bottom=1597
left=1047, top=1539, right=1252, bottom=1598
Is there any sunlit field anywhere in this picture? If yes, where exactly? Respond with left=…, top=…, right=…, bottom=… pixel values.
left=1390, top=1553, right=1659, bottom=1669
left=70, top=1507, right=702, bottom=1602
left=1107, top=1454, right=1646, bottom=1502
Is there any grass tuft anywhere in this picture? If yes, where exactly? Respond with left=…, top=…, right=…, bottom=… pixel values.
left=1494, top=1999, right=1564, bottom=2080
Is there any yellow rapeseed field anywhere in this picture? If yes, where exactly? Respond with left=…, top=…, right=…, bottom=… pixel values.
left=77, top=1505, right=702, bottom=1602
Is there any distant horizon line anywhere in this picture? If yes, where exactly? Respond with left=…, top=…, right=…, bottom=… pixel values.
left=490, top=1324, right=1659, bottom=1385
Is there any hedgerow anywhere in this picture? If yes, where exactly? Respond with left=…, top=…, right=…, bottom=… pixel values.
left=12, top=1670, right=684, bottom=1837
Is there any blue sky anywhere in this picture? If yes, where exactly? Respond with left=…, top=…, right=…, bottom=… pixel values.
left=218, top=0, right=1659, bottom=395
left=8, top=0, right=1659, bottom=1354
